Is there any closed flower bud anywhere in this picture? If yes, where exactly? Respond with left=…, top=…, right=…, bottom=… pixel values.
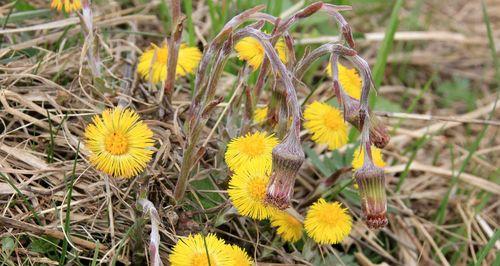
left=265, top=134, right=305, bottom=210
left=343, top=97, right=390, bottom=149
left=354, top=163, right=388, bottom=229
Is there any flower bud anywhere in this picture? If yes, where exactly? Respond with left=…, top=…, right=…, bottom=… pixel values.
left=265, top=134, right=305, bottom=210
left=354, top=164, right=388, bottom=229
left=343, top=97, right=390, bottom=149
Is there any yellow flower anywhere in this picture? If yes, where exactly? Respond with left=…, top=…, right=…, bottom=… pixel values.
left=225, top=244, right=252, bottom=266
left=270, top=211, right=303, bottom=243
left=326, top=63, right=362, bottom=100
left=303, top=101, right=348, bottom=150
left=228, top=163, right=276, bottom=220
left=304, top=199, right=352, bottom=245
left=225, top=131, right=278, bottom=172
left=84, top=107, right=154, bottom=178
left=235, top=36, right=288, bottom=69
left=137, top=43, right=202, bottom=84
left=253, top=107, right=268, bottom=124
left=351, top=145, right=386, bottom=170
left=51, top=0, right=82, bottom=13
left=169, top=233, right=230, bottom=266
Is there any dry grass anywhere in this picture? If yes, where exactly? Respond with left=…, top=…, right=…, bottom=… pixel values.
left=0, top=0, right=499, bottom=265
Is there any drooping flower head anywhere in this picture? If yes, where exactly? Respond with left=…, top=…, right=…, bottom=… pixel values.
left=304, top=101, right=348, bottom=150
left=270, top=210, right=303, bottom=243
left=253, top=107, right=268, bottom=124
left=265, top=132, right=304, bottom=210
left=137, top=43, right=202, bottom=84
left=228, top=163, right=277, bottom=220
left=326, top=63, right=362, bottom=100
left=354, top=148, right=388, bottom=229
left=235, top=36, right=288, bottom=70
left=341, top=97, right=390, bottom=149
left=84, top=107, right=154, bottom=178
left=51, top=0, right=82, bottom=13
left=327, top=64, right=390, bottom=150
left=225, top=131, right=278, bottom=172
left=304, top=199, right=352, bottom=245
left=352, top=145, right=386, bottom=170
left=225, top=244, right=252, bottom=266
left=169, top=233, right=230, bottom=266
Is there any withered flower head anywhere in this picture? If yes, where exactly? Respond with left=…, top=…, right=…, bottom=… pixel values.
left=354, top=155, right=388, bottom=229
left=265, top=133, right=305, bottom=210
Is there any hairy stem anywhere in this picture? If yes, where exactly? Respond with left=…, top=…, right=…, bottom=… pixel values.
left=164, top=0, right=183, bottom=106
left=294, top=43, right=389, bottom=148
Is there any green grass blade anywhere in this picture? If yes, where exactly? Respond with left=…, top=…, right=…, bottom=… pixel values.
left=481, top=0, right=500, bottom=84
left=1, top=9, right=52, bottom=26
left=59, top=141, right=80, bottom=265
left=434, top=143, right=455, bottom=224
left=206, top=0, right=219, bottom=34
left=183, top=0, right=195, bottom=46
left=91, top=241, right=100, bottom=266
left=271, top=0, right=283, bottom=17
left=392, top=74, right=435, bottom=133
left=474, top=230, right=499, bottom=266
left=370, top=0, right=404, bottom=107
left=202, top=234, right=212, bottom=266
left=434, top=95, right=498, bottom=224
left=1, top=0, right=18, bottom=29
left=0, top=173, right=41, bottom=225
left=111, top=222, right=140, bottom=266
left=158, top=0, right=170, bottom=33
left=395, top=133, right=429, bottom=192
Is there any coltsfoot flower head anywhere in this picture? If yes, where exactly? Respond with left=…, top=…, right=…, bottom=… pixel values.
left=354, top=161, right=387, bottom=229
left=304, top=199, right=352, bottom=245
left=51, top=0, right=82, bottom=13
left=84, top=107, right=154, bottom=178
left=265, top=133, right=304, bottom=210
left=352, top=145, right=386, bottom=170
left=137, top=43, right=202, bottom=84
left=169, top=233, right=230, bottom=266
left=342, top=98, right=390, bottom=149
left=326, top=63, right=362, bottom=100
left=228, top=163, right=277, bottom=220
left=235, top=36, right=288, bottom=70
left=253, top=107, right=268, bottom=124
left=225, top=244, right=252, bottom=266
left=225, top=131, right=278, bottom=172
left=304, top=101, right=348, bottom=150
left=270, top=210, right=303, bottom=243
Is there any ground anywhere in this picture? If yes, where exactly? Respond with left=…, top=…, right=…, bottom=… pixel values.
left=0, top=0, right=499, bottom=265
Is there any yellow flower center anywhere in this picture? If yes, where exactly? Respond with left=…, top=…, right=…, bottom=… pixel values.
left=240, top=136, right=265, bottom=157
left=316, top=205, right=345, bottom=226
left=323, top=110, right=343, bottom=130
left=191, top=253, right=216, bottom=266
left=105, top=132, right=129, bottom=155
left=249, top=177, right=267, bottom=200
left=317, top=212, right=336, bottom=225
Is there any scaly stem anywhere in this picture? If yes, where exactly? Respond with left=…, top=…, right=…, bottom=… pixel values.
left=234, top=28, right=301, bottom=137
left=164, top=0, right=183, bottom=107
left=174, top=39, right=232, bottom=202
